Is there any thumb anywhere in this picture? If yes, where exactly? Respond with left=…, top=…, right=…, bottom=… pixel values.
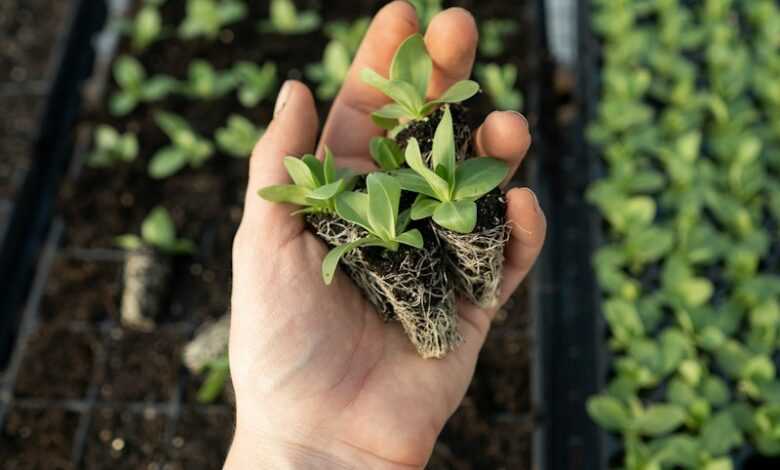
left=239, top=80, right=320, bottom=245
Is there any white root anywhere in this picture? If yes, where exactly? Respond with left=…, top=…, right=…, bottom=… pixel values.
left=183, top=315, right=230, bottom=373
left=435, top=222, right=512, bottom=309
left=120, top=249, right=172, bottom=331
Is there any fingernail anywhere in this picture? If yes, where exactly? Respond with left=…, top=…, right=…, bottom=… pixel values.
left=525, top=188, right=541, bottom=214
left=508, top=111, right=529, bottom=129
left=274, top=80, right=293, bottom=117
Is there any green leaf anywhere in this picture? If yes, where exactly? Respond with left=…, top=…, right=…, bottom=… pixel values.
left=197, top=357, right=230, bottom=404
left=454, top=158, right=509, bottom=200
left=405, top=138, right=451, bottom=200
left=115, top=234, right=144, bottom=251
left=370, top=137, right=404, bottom=171
left=141, top=76, right=177, bottom=100
left=371, top=103, right=407, bottom=130
left=700, top=412, right=743, bottom=455
left=142, top=207, right=177, bottom=249
left=411, top=196, right=440, bottom=220
left=322, top=237, right=378, bottom=285
left=258, top=185, right=312, bottom=206
left=109, top=92, right=139, bottom=116
left=301, top=154, right=324, bottom=185
left=284, top=156, right=319, bottom=189
left=635, top=404, right=686, bottom=436
left=308, top=181, right=344, bottom=201
left=389, top=33, right=432, bottom=99
left=393, top=169, right=437, bottom=198
left=149, top=148, right=189, bottom=179
left=360, top=68, right=422, bottom=114
left=323, top=147, right=336, bottom=184
left=335, top=192, right=371, bottom=231
left=367, top=173, right=401, bottom=240
left=396, top=229, right=423, bottom=249
left=433, top=200, right=477, bottom=233
left=114, top=56, right=145, bottom=88
left=586, top=395, right=630, bottom=432
left=429, top=80, right=480, bottom=105
left=431, top=106, right=456, bottom=185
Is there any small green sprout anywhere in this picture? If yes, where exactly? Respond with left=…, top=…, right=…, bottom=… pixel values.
left=479, top=19, right=518, bottom=58
left=179, top=60, right=237, bottom=99
left=149, top=111, right=214, bottom=179
left=369, top=137, right=405, bottom=171
left=109, top=55, right=177, bottom=116
left=324, top=18, right=369, bottom=56
left=233, top=61, right=277, bottom=107
left=322, top=173, right=424, bottom=285
left=408, top=0, right=442, bottom=30
left=361, top=34, right=480, bottom=129
left=178, top=0, right=247, bottom=40
left=87, top=125, right=139, bottom=168
left=477, top=63, right=523, bottom=111
left=197, top=355, right=229, bottom=403
left=215, top=115, right=263, bottom=158
left=117, top=0, right=166, bottom=52
left=115, top=206, right=196, bottom=254
left=258, top=149, right=356, bottom=214
left=396, top=107, right=508, bottom=234
left=258, top=0, right=321, bottom=35
left=306, top=42, right=351, bottom=100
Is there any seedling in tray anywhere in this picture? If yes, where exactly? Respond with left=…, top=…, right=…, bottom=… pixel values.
left=178, top=0, right=247, bottom=40
left=215, top=114, right=263, bottom=158
left=477, top=63, right=524, bottom=111
left=258, top=0, right=321, bottom=35
left=86, top=125, right=138, bottom=168
left=109, top=56, right=177, bottom=116
left=149, top=111, right=215, bottom=179
left=307, top=19, right=369, bottom=99
left=116, top=207, right=195, bottom=331
left=233, top=61, right=278, bottom=108
left=178, top=60, right=237, bottom=100
left=116, top=0, right=166, bottom=52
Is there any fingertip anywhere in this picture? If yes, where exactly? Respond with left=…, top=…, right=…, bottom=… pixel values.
left=377, top=1, right=420, bottom=33
left=425, top=7, right=478, bottom=95
left=475, top=111, right=532, bottom=183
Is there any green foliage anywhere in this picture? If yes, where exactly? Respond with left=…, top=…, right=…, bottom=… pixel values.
left=197, top=355, right=229, bottom=403
left=408, top=0, right=442, bottom=30
left=361, top=34, right=480, bottom=129
left=321, top=173, right=424, bottom=285
left=115, top=206, right=195, bottom=254
left=87, top=125, right=138, bottom=168
left=117, top=0, right=167, bottom=52
left=370, top=137, right=405, bottom=171
left=149, top=111, right=214, bottom=179
left=109, top=56, right=177, bottom=116
left=476, top=63, right=523, bottom=111
left=479, top=19, right=517, bottom=58
left=179, top=60, right=237, bottom=99
left=179, top=0, right=247, bottom=40
left=233, top=61, right=277, bottom=107
left=394, top=107, right=508, bottom=233
left=258, top=0, right=321, bottom=35
left=258, top=149, right=356, bottom=214
left=215, top=115, right=263, bottom=158
left=587, top=0, right=780, bottom=466
left=307, top=18, right=369, bottom=99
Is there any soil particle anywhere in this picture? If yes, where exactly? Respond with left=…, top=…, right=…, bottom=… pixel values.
left=84, top=407, right=168, bottom=470
left=0, top=407, right=80, bottom=470
left=167, top=407, right=234, bottom=468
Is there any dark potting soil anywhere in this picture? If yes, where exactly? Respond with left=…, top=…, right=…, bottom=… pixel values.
left=40, top=257, right=121, bottom=325
left=0, top=407, right=80, bottom=470
left=98, top=328, right=181, bottom=402
left=83, top=407, right=168, bottom=470
left=394, top=104, right=475, bottom=160
left=167, top=407, right=234, bottom=468
left=474, top=187, right=507, bottom=233
left=14, top=325, right=97, bottom=400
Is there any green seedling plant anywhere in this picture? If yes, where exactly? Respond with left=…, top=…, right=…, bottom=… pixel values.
left=321, top=173, right=424, bottom=285
left=307, top=19, right=369, bottom=99
left=395, top=107, right=508, bottom=234
left=178, top=0, right=247, bottom=40
left=477, top=63, right=523, bottom=111
left=408, top=0, right=442, bottom=30
left=87, top=125, right=139, bottom=168
left=215, top=115, right=263, bottom=158
left=197, top=354, right=229, bottom=403
left=370, top=137, right=405, bottom=171
left=258, top=149, right=356, bottom=214
left=324, top=18, right=369, bottom=56
left=479, top=19, right=518, bottom=58
left=258, top=0, right=321, bottom=34
left=361, top=34, right=480, bottom=130
left=117, top=0, right=167, bottom=52
left=233, top=61, right=277, bottom=107
left=115, top=206, right=196, bottom=254
left=109, top=56, right=177, bottom=116
left=179, top=60, right=236, bottom=99
left=149, top=111, right=214, bottom=179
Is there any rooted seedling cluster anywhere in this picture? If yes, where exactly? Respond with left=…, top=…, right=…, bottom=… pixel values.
left=260, top=34, right=512, bottom=358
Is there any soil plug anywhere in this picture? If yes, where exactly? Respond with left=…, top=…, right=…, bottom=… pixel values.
left=116, top=207, right=195, bottom=331
left=183, top=315, right=230, bottom=373
left=396, top=107, right=510, bottom=308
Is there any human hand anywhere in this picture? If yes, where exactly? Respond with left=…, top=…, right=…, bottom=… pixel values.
left=226, top=3, right=546, bottom=469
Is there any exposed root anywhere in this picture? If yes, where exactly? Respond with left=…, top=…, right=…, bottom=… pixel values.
left=435, top=222, right=512, bottom=309
left=120, top=249, right=172, bottom=331
left=183, top=315, right=230, bottom=373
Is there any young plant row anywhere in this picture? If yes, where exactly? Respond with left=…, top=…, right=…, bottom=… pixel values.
left=260, top=34, right=512, bottom=359
left=586, top=0, right=780, bottom=468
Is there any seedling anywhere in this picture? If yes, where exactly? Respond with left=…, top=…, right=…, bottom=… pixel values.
left=117, top=0, right=166, bottom=52
left=258, top=149, right=356, bottom=214
left=323, top=18, right=369, bottom=56
left=361, top=34, right=480, bottom=130
left=233, top=61, right=277, bottom=107
left=477, top=63, right=523, bottom=111
left=197, top=355, right=229, bottom=403
left=87, top=125, right=138, bottom=168
left=215, top=115, right=263, bottom=158
left=396, top=107, right=508, bottom=234
left=307, top=19, right=368, bottom=100
left=258, top=0, right=321, bottom=35
left=109, top=56, right=177, bottom=116
left=479, top=19, right=518, bottom=58
left=178, top=0, right=247, bottom=40
left=408, top=0, right=442, bottom=30
left=321, top=173, right=424, bottom=285
left=179, top=60, right=237, bottom=99
left=369, top=137, right=405, bottom=171
left=115, top=206, right=195, bottom=255
left=149, top=111, right=214, bottom=179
